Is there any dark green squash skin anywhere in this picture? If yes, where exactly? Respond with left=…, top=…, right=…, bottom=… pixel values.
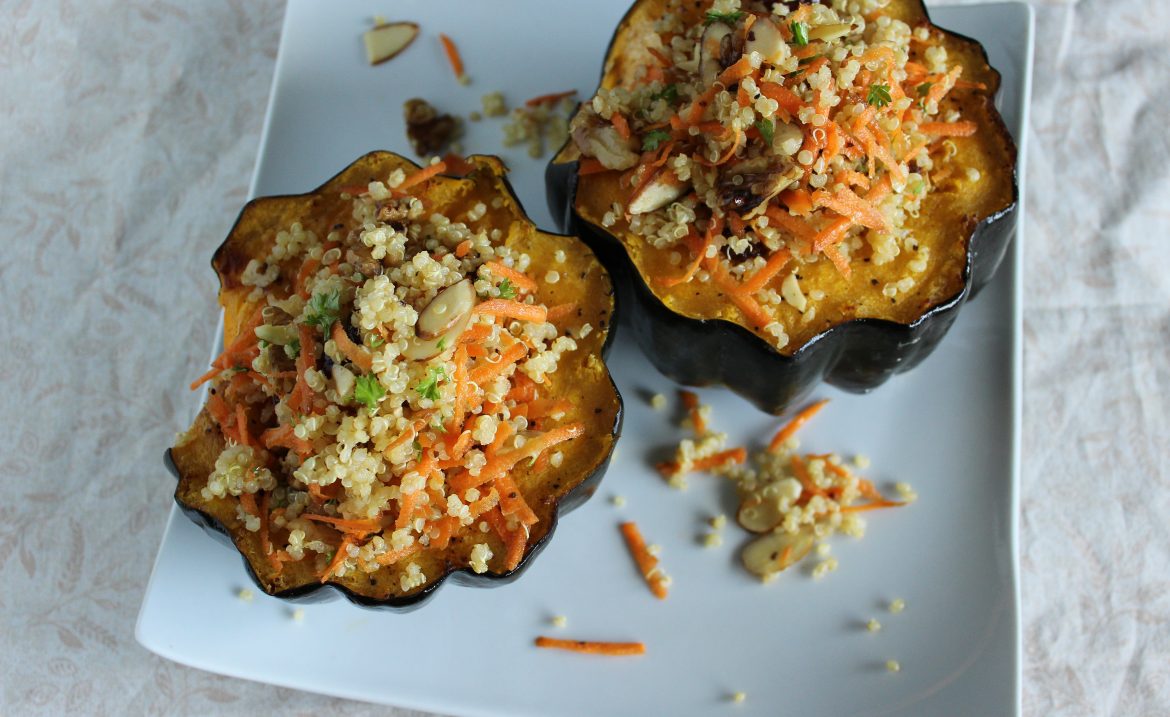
left=168, top=156, right=624, bottom=611
left=545, top=4, right=1018, bottom=416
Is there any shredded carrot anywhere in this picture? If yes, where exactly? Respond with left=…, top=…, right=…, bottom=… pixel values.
left=739, top=248, right=792, bottom=295
left=840, top=499, right=906, bottom=513
left=525, top=89, right=576, bottom=107
left=454, top=239, right=474, bottom=258
left=657, top=447, right=747, bottom=478
left=822, top=243, right=852, bottom=278
left=483, top=261, right=538, bottom=293
left=468, top=341, right=527, bottom=385
left=234, top=403, right=250, bottom=447
left=320, top=535, right=355, bottom=582
left=679, top=390, right=706, bottom=434
left=438, top=33, right=464, bottom=80
left=374, top=543, right=421, bottom=567
left=768, top=398, right=830, bottom=452
left=611, top=112, right=632, bottom=140
left=619, top=522, right=669, bottom=599
left=331, top=321, right=373, bottom=373
left=812, top=186, right=888, bottom=230
left=494, top=473, right=539, bottom=525
left=684, top=83, right=721, bottom=126
left=810, top=175, right=892, bottom=253
left=534, top=636, right=646, bottom=656
left=758, top=82, right=804, bottom=116
left=302, top=513, right=382, bottom=535
left=777, top=188, right=814, bottom=217
left=473, top=299, right=548, bottom=323
left=789, top=454, right=826, bottom=499
left=719, top=55, right=754, bottom=84
left=450, top=343, right=469, bottom=432
left=396, top=161, right=448, bottom=193
left=917, top=120, right=978, bottom=137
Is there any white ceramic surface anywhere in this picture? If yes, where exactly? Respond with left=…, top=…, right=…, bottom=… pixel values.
left=137, top=2, right=1033, bottom=715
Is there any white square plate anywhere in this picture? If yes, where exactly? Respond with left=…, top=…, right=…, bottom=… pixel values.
left=138, top=2, right=1033, bottom=715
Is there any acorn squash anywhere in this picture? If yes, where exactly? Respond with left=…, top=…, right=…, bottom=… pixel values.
left=169, top=151, right=622, bottom=608
left=547, top=0, right=1017, bottom=414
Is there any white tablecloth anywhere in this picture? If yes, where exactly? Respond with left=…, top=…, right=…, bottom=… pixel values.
left=1, top=1, right=1166, bottom=714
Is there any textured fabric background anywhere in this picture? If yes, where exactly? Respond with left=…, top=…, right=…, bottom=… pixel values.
left=0, top=0, right=1166, bottom=715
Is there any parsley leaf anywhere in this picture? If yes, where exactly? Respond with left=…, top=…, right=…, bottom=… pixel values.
left=497, top=278, right=516, bottom=299
left=754, top=118, right=775, bottom=145
left=369, top=335, right=385, bottom=350
left=415, top=365, right=446, bottom=401
left=352, top=374, right=385, bottom=414
left=283, top=339, right=300, bottom=360
left=705, top=10, right=745, bottom=25
left=650, top=84, right=680, bottom=105
left=790, top=21, right=809, bottom=47
left=303, top=288, right=341, bottom=331
left=867, top=83, right=892, bottom=108
left=412, top=439, right=423, bottom=459
left=258, top=339, right=270, bottom=350
left=437, top=336, right=448, bottom=351
left=916, top=82, right=933, bottom=97
left=641, top=129, right=673, bottom=152
left=909, top=179, right=926, bottom=195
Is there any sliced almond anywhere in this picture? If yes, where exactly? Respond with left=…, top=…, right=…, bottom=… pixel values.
left=403, top=310, right=472, bottom=361
left=254, top=323, right=298, bottom=346
left=741, top=529, right=815, bottom=578
left=745, top=17, right=786, bottom=66
left=628, top=169, right=689, bottom=215
left=332, top=364, right=356, bottom=400
left=363, top=21, right=419, bottom=66
left=417, top=279, right=474, bottom=339
left=698, top=22, right=734, bottom=86
left=573, top=119, right=639, bottom=171
left=807, top=23, right=852, bottom=42
left=737, top=497, right=784, bottom=534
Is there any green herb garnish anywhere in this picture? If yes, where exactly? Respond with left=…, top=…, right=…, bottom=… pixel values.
left=641, top=129, right=673, bottom=152
left=284, top=338, right=300, bottom=359
left=867, top=83, right=892, bottom=108
left=258, top=339, right=270, bottom=350
left=303, top=288, right=341, bottom=331
left=497, top=278, right=517, bottom=299
left=412, top=439, right=423, bottom=459
left=352, top=374, right=385, bottom=414
left=369, top=335, right=385, bottom=350
left=916, top=82, right=933, bottom=108
left=415, top=365, right=446, bottom=401
left=650, top=84, right=680, bottom=105
left=909, top=180, right=926, bottom=195
left=754, top=118, right=775, bottom=145
left=705, top=11, right=745, bottom=26
left=437, top=336, right=449, bottom=351
left=790, top=21, right=809, bottom=47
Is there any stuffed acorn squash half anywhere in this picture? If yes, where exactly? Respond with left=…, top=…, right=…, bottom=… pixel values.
left=547, top=0, right=1017, bottom=414
left=170, top=152, right=621, bottom=608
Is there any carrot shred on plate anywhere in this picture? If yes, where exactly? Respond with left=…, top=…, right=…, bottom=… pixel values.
left=619, top=521, right=669, bottom=600
left=534, top=636, right=646, bottom=656
left=438, top=33, right=465, bottom=80
left=526, top=89, right=576, bottom=107
left=768, top=399, right=830, bottom=452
